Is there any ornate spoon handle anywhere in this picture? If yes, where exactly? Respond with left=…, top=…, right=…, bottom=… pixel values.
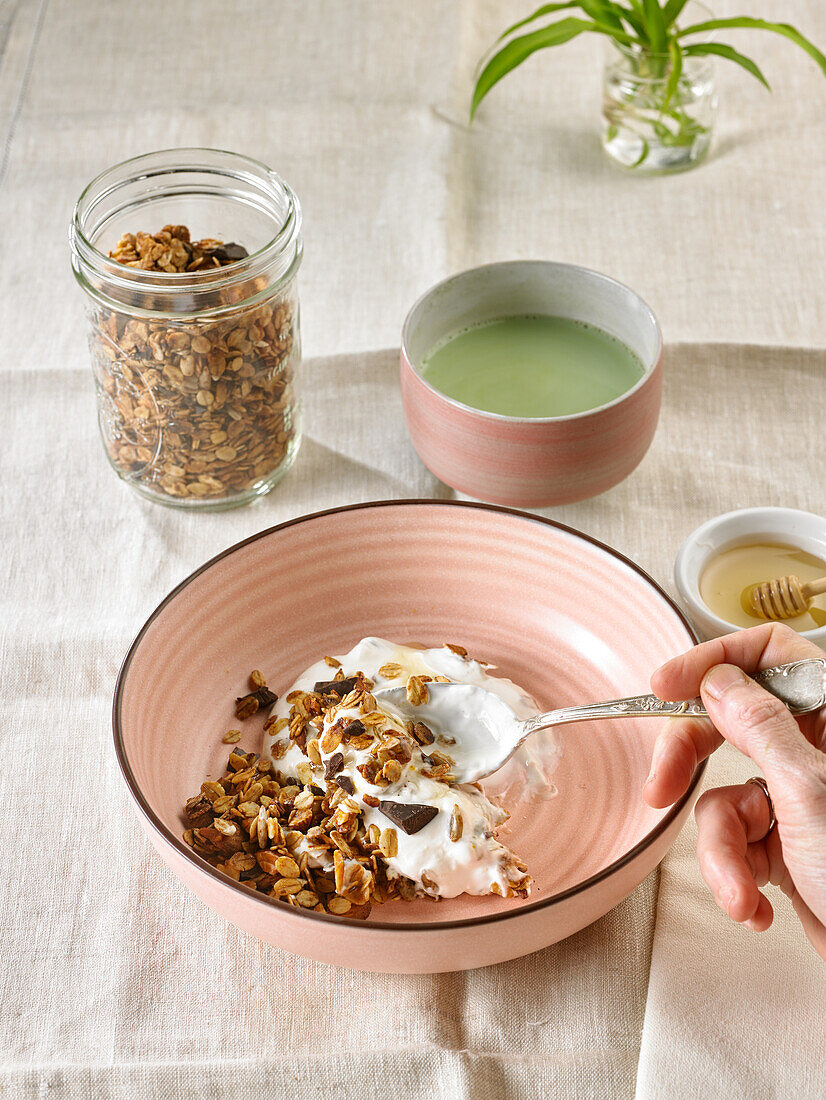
left=523, top=658, right=826, bottom=735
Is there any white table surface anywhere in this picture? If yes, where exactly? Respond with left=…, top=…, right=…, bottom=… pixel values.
left=0, top=2, right=824, bottom=1097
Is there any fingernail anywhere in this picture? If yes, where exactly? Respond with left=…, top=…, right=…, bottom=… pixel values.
left=702, top=664, right=748, bottom=701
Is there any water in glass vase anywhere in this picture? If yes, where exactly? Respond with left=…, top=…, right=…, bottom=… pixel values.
left=420, top=314, right=644, bottom=418
left=602, top=47, right=717, bottom=173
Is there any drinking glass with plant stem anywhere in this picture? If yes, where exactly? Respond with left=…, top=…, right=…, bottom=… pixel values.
left=471, top=1, right=826, bottom=173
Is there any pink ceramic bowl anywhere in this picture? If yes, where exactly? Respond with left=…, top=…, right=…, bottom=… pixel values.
left=115, top=501, right=701, bottom=973
left=400, top=261, right=663, bottom=507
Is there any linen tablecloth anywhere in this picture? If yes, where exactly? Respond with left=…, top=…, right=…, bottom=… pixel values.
left=1, top=0, right=825, bottom=1096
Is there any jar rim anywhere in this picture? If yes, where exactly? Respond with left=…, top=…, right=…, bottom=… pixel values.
left=69, top=147, right=302, bottom=315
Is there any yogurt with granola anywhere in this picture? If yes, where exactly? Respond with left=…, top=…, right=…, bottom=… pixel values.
left=262, top=637, right=560, bottom=901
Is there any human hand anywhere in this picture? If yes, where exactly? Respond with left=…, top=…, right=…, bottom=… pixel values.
left=644, top=623, right=826, bottom=959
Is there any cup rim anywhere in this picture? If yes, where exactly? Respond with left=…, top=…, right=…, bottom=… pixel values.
left=400, top=260, right=663, bottom=425
left=674, top=506, right=826, bottom=641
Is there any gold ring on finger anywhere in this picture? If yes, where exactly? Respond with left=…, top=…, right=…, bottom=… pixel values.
left=746, top=775, right=776, bottom=838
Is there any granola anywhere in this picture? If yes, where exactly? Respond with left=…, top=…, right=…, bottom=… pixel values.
left=90, top=224, right=298, bottom=505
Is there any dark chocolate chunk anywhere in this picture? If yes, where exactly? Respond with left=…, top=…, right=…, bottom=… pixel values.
left=324, top=752, right=344, bottom=781
left=343, top=719, right=366, bottom=739
left=252, top=686, right=278, bottom=708
left=212, top=242, right=249, bottom=263
left=335, top=775, right=355, bottom=795
left=378, top=800, right=438, bottom=835
left=235, top=686, right=278, bottom=718
left=313, top=676, right=359, bottom=697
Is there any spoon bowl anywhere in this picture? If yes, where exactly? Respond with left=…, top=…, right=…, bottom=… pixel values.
left=376, top=683, right=527, bottom=784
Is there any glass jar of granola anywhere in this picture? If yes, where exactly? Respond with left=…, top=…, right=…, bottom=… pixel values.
left=70, top=148, right=303, bottom=509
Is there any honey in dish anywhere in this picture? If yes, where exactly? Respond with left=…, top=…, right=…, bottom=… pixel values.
left=700, top=542, right=826, bottom=631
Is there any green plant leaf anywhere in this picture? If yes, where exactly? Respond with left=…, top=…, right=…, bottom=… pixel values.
left=630, top=138, right=650, bottom=166
left=495, top=3, right=579, bottom=44
left=662, top=36, right=683, bottom=108
left=471, top=17, right=594, bottom=119
left=581, top=18, right=636, bottom=43
left=662, top=0, right=690, bottom=28
left=678, top=18, right=826, bottom=78
left=683, top=41, right=770, bottom=89
left=579, top=0, right=624, bottom=34
left=642, top=0, right=667, bottom=53
left=615, top=5, right=647, bottom=38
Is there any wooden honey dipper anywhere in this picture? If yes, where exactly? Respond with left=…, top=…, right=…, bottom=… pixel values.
left=744, top=573, right=826, bottom=620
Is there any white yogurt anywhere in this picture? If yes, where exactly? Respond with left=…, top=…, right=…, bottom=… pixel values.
left=261, top=638, right=560, bottom=899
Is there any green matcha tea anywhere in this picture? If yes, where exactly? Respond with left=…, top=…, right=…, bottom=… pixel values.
left=420, top=314, right=645, bottom=418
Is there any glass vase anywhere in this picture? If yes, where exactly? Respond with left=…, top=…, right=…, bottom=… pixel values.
left=602, top=43, right=717, bottom=173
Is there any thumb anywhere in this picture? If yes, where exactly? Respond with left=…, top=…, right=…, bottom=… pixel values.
left=700, top=664, right=819, bottom=789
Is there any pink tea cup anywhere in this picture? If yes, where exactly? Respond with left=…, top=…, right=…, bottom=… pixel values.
left=400, top=261, right=663, bottom=508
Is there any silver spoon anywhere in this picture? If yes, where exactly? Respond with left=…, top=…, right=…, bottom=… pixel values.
left=375, top=658, right=826, bottom=784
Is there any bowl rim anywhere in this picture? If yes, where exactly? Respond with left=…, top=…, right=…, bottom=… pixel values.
left=113, top=499, right=702, bottom=933
left=400, top=260, right=663, bottom=425
left=674, top=506, right=826, bottom=640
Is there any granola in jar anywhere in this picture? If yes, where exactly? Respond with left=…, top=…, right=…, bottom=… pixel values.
left=71, top=150, right=303, bottom=509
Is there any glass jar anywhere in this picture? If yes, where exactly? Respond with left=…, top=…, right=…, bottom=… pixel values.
left=602, top=43, right=717, bottom=173
left=70, top=148, right=303, bottom=509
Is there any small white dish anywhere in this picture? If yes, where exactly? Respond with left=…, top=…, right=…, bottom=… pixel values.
left=674, top=507, right=826, bottom=648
